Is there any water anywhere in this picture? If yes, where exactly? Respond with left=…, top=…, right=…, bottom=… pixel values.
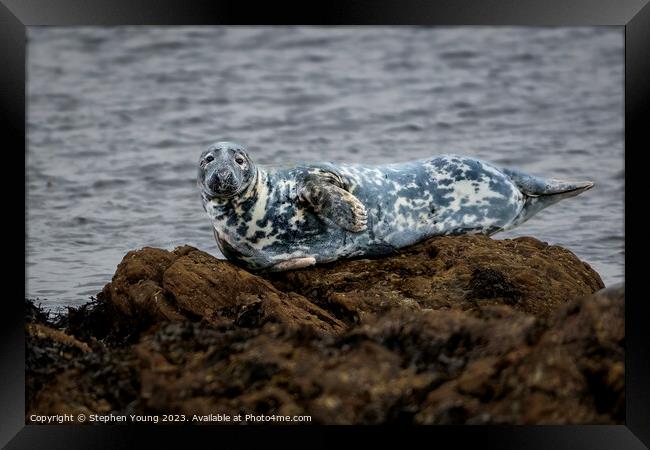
left=26, top=26, right=624, bottom=310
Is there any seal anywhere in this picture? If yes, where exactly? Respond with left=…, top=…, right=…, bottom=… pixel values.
left=197, top=141, right=594, bottom=271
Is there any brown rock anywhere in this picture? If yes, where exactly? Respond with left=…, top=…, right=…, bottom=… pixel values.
left=25, top=236, right=620, bottom=425
left=99, top=246, right=345, bottom=337
left=26, top=323, right=91, bottom=354
left=415, top=284, right=625, bottom=424
left=266, top=235, right=604, bottom=322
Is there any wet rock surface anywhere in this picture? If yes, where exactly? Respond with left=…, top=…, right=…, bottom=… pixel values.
left=26, top=235, right=623, bottom=424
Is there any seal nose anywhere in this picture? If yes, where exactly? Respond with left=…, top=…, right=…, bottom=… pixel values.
left=219, top=169, right=236, bottom=187
left=209, top=168, right=235, bottom=192
left=218, top=168, right=232, bottom=180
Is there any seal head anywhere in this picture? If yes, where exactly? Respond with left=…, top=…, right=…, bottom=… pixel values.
left=197, top=141, right=256, bottom=199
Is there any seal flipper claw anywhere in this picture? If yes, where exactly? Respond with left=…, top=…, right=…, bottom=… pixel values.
left=299, top=178, right=368, bottom=233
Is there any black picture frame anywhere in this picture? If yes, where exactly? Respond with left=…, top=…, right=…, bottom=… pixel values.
left=4, top=0, right=648, bottom=448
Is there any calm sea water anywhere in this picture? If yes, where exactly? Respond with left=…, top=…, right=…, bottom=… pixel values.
left=26, top=27, right=624, bottom=310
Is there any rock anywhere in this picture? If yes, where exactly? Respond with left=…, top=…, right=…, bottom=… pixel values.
left=25, top=235, right=620, bottom=424
left=98, top=245, right=345, bottom=338
left=266, top=235, right=604, bottom=321
left=25, top=302, right=95, bottom=412
left=414, top=284, right=625, bottom=424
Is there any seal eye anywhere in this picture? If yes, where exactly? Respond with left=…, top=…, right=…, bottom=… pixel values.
left=235, top=156, right=245, bottom=165
left=205, top=155, right=214, bottom=163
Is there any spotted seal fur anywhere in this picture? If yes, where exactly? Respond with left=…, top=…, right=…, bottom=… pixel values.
left=197, top=141, right=593, bottom=271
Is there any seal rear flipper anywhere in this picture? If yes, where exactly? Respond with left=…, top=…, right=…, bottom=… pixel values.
left=501, top=168, right=594, bottom=197
left=298, top=179, right=368, bottom=233
left=502, top=168, right=595, bottom=229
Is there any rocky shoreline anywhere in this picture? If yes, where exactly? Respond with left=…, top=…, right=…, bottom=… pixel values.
left=26, top=235, right=624, bottom=424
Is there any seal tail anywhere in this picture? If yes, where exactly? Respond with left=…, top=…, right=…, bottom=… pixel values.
left=502, top=167, right=594, bottom=229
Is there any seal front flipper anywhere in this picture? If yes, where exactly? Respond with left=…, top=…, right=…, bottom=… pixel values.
left=298, top=175, right=368, bottom=232
left=267, top=257, right=317, bottom=272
